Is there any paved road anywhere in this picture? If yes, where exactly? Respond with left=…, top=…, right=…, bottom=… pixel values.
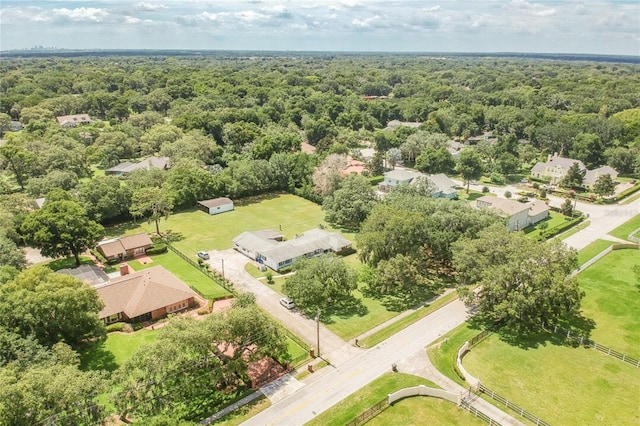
left=243, top=299, right=472, bottom=425
left=205, top=249, right=362, bottom=367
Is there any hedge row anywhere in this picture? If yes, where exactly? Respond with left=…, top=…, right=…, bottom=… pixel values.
left=615, top=183, right=640, bottom=200
left=368, top=175, right=384, bottom=185
left=146, top=243, right=168, bottom=255
left=537, top=215, right=583, bottom=241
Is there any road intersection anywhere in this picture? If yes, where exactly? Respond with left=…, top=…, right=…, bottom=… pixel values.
left=202, top=191, right=640, bottom=425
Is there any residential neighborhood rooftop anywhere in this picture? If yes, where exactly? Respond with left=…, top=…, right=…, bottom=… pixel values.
left=96, top=265, right=198, bottom=319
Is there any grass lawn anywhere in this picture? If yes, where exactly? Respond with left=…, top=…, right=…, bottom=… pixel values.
left=608, top=213, right=640, bottom=241
left=367, top=395, right=486, bottom=426
left=128, top=251, right=230, bottom=299
left=306, top=373, right=439, bottom=426
left=80, top=329, right=160, bottom=371
left=428, top=324, right=479, bottom=387
left=523, top=210, right=566, bottom=239
left=107, top=193, right=355, bottom=255
left=359, top=291, right=459, bottom=348
left=213, top=396, right=271, bottom=426
left=324, top=286, right=398, bottom=341
left=577, top=249, right=640, bottom=356
left=462, top=332, right=640, bottom=425
left=576, top=239, right=616, bottom=266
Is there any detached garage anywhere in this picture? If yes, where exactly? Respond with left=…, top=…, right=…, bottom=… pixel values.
left=198, top=197, right=234, bottom=215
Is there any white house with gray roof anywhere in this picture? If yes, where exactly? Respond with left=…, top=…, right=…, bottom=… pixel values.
left=233, top=228, right=352, bottom=271
left=531, top=154, right=618, bottom=188
left=378, top=169, right=458, bottom=199
left=475, top=196, right=550, bottom=231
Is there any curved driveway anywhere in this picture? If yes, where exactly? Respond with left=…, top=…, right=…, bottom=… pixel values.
left=206, top=249, right=362, bottom=367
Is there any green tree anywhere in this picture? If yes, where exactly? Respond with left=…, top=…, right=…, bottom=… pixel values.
left=452, top=224, right=583, bottom=335
left=114, top=305, right=287, bottom=422
left=415, top=147, right=456, bottom=174
left=0, top=236, right=26, bottom=270
left=0, top=360, right=107, bottom=426
left=386, top=148, right=402, bottom=169
left=0, top=266, right=105, bottom=349
left=560, top=198, right=574, bottom=217
left=0, top=140, right=36, bottom=189
left=456, top=149, right=484, bottom=193
left=282, top=255, right=357, bottom=315
left=130, top=186, right=174, bottom=235
left=560, top=162, right=585, bottom=189
left=77, top=175, right=133, bottom=223
left=20, top=200, right=104, bottom=266
left=322, top=174, right=377, bottom=231
left=592, top=173, right=615, bottom=199
left=0, top=113, right=11, bottom=137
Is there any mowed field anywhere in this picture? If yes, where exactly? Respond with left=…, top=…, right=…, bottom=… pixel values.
left=577, top=249, right=640, bottom=357
left=462, top=333, right=640, bottom=425
left=109, top=193, right=355, bottom=255
left=430, top=248, right=640, bottom=425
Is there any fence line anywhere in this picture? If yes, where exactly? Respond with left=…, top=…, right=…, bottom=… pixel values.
left=460, top=399, right=500, bottom=426
left=548, top=324, right=640, bottom=368
left=345, top=398, right=388, bottom=426
left=572, top=242, right=639, bottom=276
left=166, top=243, right=235, bottom=294
left=476, top=384, right=552, bottom=426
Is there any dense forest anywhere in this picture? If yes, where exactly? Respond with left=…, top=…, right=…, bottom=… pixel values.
left=0, top=53, right=639, bottom=424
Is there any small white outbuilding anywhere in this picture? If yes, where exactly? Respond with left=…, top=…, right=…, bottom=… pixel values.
left=197, top=197, right=234, bottom=215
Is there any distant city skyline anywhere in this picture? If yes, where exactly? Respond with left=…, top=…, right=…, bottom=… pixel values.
left=1, top=1, right=639, bottom=56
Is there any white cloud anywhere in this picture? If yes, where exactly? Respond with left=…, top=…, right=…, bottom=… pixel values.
left=53, top=7, right=110, bottom=22
left=134, top=2, right=167, bottom=12
left=0, top=0, right=638, bottom=55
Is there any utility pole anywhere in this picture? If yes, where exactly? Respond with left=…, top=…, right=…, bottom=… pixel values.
left=221, top=259, right=225, bottom=280
left=315, top=307, right=321, bottom=357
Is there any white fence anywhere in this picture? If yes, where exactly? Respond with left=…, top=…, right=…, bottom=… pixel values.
left=387, top=385, right=460, bottom=405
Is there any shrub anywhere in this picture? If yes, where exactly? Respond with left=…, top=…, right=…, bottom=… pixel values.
left=106, top=322, right=125, bottom=333
left=504, top=190, right=512, bottom=199
left=146, top=243, right=167, bottom=255
left=266, top=271, right=274, bottom=284
left=490, top=173, right=505, bottom=184
left=197, top=307, right=210, bottom=315
left=368, top=175, right=384, bottom=185
left=540, top=189, right=547, bottom=198
left=533, top=182, right=540, bottom=189
left=482, top=186, right=490, bottom=193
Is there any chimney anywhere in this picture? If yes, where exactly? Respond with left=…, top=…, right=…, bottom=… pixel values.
left=120, top=263, right=129, bottom=276
left=547, top=153, right=552, bottom=162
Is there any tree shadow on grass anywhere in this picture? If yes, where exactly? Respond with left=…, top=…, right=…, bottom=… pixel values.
left=299, top=295, right=369, bottom=324
left=362, top=284, right=440, bottom=313
left=489, top=313, right=596, bottom=350
left=79, top=340, right=118, bottom=372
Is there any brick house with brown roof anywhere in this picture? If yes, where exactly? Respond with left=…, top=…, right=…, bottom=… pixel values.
left=96, top=233, right=153, bottom=262
left=96, top=265, right=198, bottom=324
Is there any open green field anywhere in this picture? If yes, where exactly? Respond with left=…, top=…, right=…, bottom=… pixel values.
left=578, top=249, right=640, bottom=356
left=367, top=396, right=486, bottom=426
left=80, top=328, right=160, bottom=371
left=608, top=213, right=640, bottom=241
left=108, top=193, right=355, bottom=255
left=463, top=332, right=640, bottom=425
left=576, top=239, right=615, bottom=266
left=128, top=251, right=230, bottom=299
left=306, top=373, right=475, bottom=426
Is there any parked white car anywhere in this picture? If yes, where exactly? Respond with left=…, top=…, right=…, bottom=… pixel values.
left=279, top=297, right=295, bottom=310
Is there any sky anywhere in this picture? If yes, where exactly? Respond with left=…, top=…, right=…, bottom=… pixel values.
left=1, top=0, right=639, bottom=55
